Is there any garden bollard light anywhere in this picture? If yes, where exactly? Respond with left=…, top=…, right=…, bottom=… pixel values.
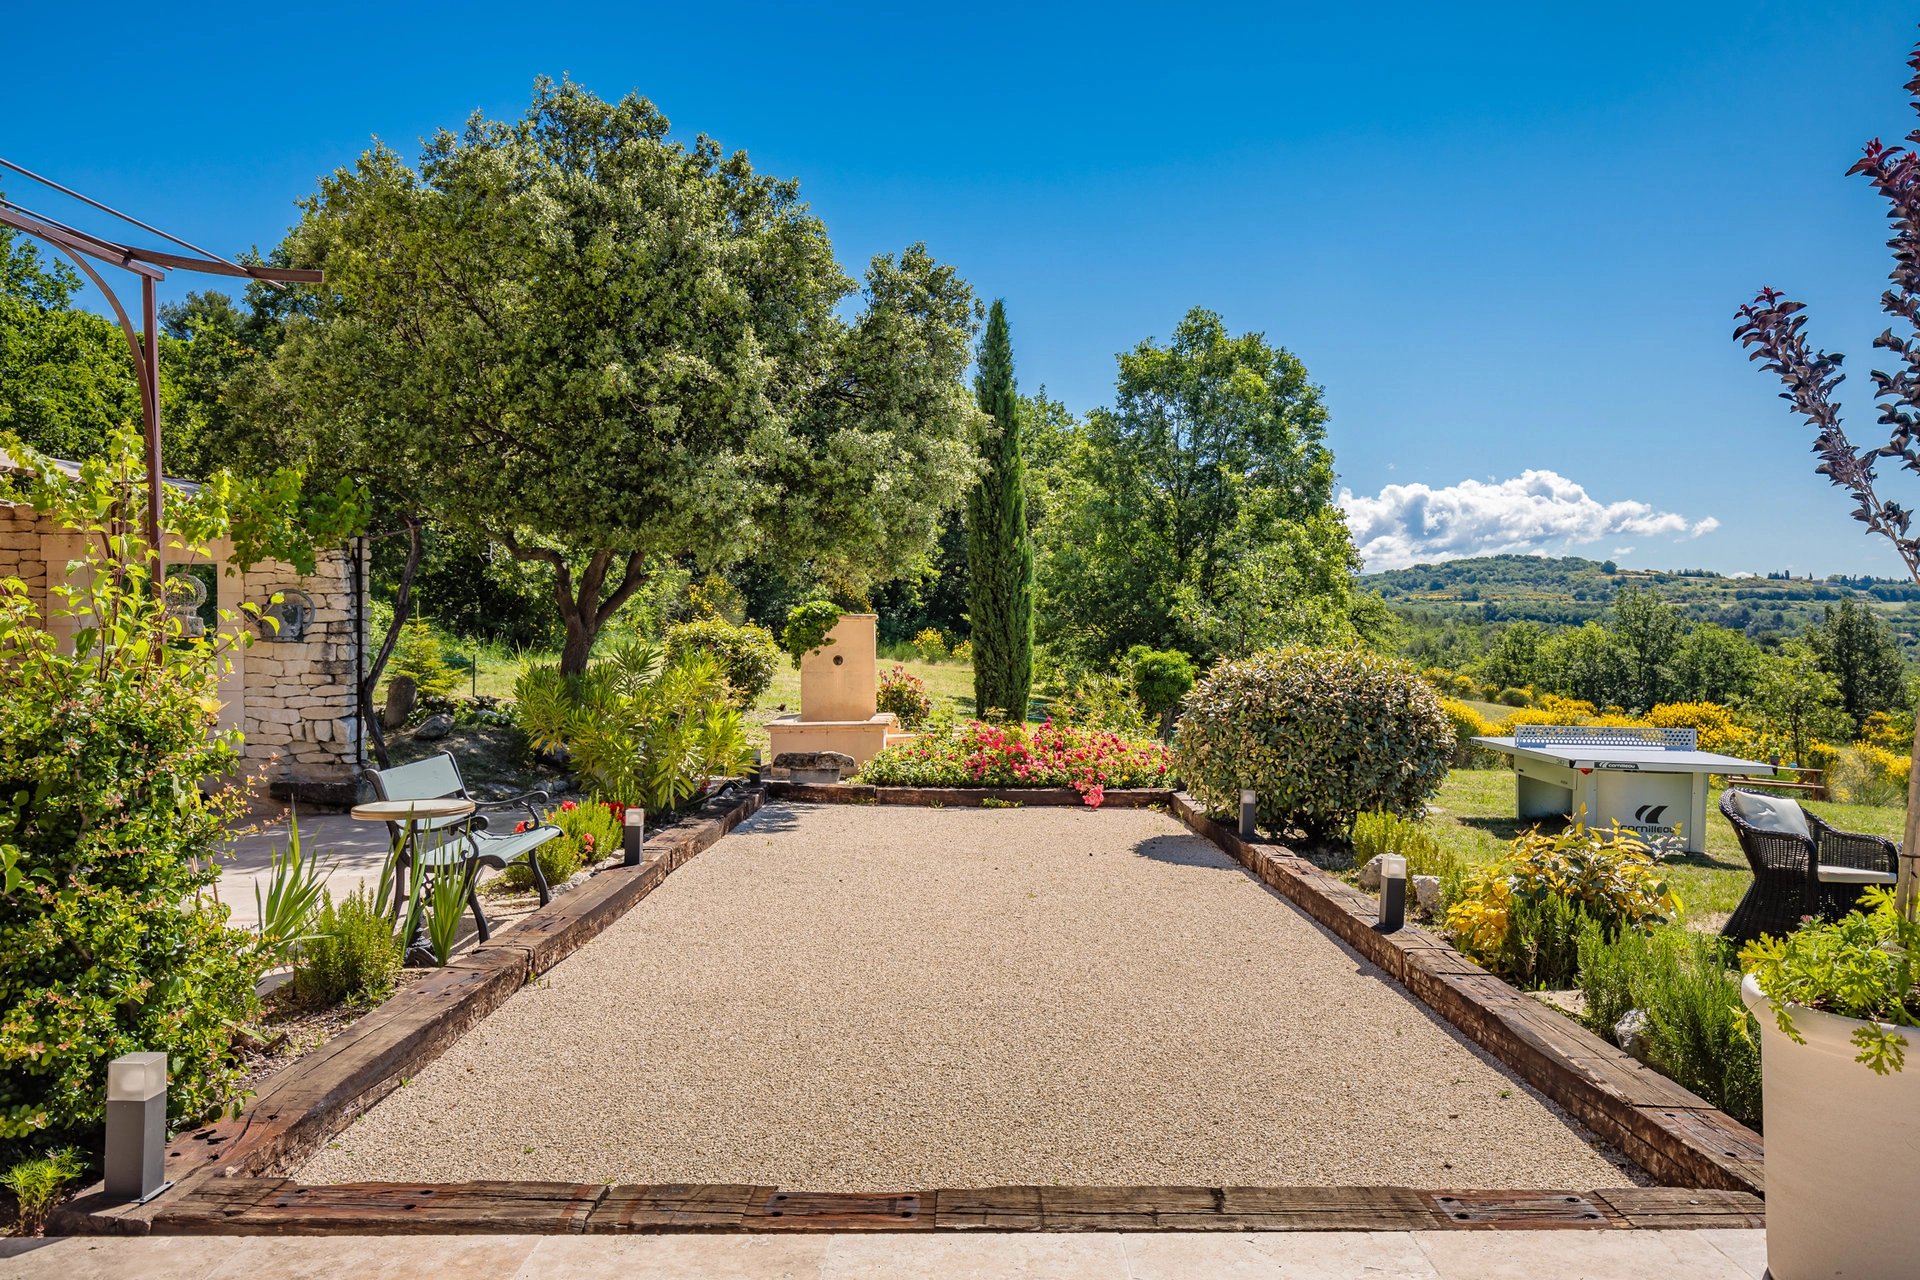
left=105, top=1052, right=169, bottom=1203
left=1376, top=854, right=1407, bottom=933
left=623, top=806, right=646, bottom=866
left=1238, top=789, right=1257, bottom=842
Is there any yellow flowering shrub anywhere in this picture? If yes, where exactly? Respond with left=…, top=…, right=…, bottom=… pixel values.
left=1446, top=823, right=1682, bottom=979
left=1644, top=701, right=1758, bottom=757
left=1827, top=743, right=1910, bottom=806
left=1438, top=696, right=1495, bottom=757
left=1859, top=711, right=1913, bottom=754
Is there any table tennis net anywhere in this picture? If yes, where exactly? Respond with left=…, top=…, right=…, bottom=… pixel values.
left=1512, top=724, right=1697, bottom=751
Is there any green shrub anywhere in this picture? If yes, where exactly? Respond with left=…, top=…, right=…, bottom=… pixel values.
left=779, top=599, right=842, bottom=665
left=1049, top=671, right=1154, bottom=739
left=516, top=641, right=750, bottom=814
left=1496, top=686, right=1531, bottom=707
left=664, top=617, right=780, bottom=710
left=0, top=447, right=272, bottom=1165
left=911, top=627, right=949, bottom=662
left=492, top=798, right=616, bottom=891
left=1740, top=888, right=1920, bottom=1074
left=1173, top=646, right=1454, bottom=841
left=1350, top=811, right=1464, bottom=915
left=1126, top=645, right=1196, bottom=727
left=2, top=1147, right=82, bottom=1236
left=877, top=664, right=934, bottom=728
left=291, top=889, right=403, bottom=1009
left=1826, top=743, right=1909, bottom=807
left=1579, top=922, right=1761, bottom=1126
left=389, top=619, right=458, bottom=697
left=1447, top=823, right=1680, bottom=984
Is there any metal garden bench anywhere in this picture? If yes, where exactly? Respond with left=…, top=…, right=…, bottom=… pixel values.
left=362, top=750, right=564, bottom=942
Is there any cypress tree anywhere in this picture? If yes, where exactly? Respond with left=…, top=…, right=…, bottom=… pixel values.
left=966, top=300, right=1035, bottom=720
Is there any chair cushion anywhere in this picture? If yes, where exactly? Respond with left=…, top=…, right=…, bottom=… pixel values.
left=1728, top=790, right=1812, bottom=840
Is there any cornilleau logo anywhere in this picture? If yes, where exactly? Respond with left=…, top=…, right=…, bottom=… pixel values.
left=1634, top=804, right=1668, bottom=825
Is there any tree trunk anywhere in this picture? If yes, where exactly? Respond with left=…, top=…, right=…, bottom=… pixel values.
left=501, top=538, right=650, bottom=678
left=360, top=515, right=423, bottom=770
left=558, top=613, right=600, bottom=678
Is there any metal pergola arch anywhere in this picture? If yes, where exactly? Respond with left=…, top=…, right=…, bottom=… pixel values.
left=0, top=157, right=321, bottom=586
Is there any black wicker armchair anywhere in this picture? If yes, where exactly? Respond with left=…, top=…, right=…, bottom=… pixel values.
left=1719, top=788, right=1900, bottom=945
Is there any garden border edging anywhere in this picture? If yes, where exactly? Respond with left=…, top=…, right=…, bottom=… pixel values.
left=1168, top=792, right=1765, bottom=1196
left=765, top=781, right=1174, bottom=808
left=51, top=781, right=767, bottom=1237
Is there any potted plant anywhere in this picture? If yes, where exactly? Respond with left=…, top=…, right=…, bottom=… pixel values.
left=1740, top=889, right=1920, bottom=1280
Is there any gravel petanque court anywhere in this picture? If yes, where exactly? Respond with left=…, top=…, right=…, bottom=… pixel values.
left=298, top=803, right=1631, bottom=1190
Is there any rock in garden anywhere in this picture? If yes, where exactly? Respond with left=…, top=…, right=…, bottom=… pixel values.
left=1614, top=1009, right=1656, bottom=1065
left=774, top=750, right=856, bottom=783
left=414, top=712, right=454, bottom=741
left=1357, top=854, right=1384, bottom=891
left=1412, top=875, right=1442, bottom=913
left=381, top=674, right=417, bottom=729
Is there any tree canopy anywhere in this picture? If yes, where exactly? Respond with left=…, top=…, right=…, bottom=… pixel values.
left=1034, top=307, right=1360, bottom=664
left=256, top=78, right=984, bottom=671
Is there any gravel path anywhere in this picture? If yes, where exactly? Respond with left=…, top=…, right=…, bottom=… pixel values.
left=299, top=803, right=1631, bottom=1190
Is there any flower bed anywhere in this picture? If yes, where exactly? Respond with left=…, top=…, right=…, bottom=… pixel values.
left=856, top=719, right=1172, bottom=806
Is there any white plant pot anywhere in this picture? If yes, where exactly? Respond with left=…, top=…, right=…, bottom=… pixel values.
left=1741, top=974, right=1920, bottom=1280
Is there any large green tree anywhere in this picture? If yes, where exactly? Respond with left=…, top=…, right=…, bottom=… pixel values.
left=1609, top=586, right=1683, bottom=713
left=1036, top=308, right=1351, bottom=663
left=0, top=227, right=144, bottom=461
left=965, top=301, right=1034, bottom=719
left=1807, top=599, right=1908, bottom=730
left=257, top=79, right=984, bottom=673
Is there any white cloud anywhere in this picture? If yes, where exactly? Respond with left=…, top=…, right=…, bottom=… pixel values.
left=1612, top=547, right=1635, bottom=556
left=1338, top=469, right=1718, bottom=572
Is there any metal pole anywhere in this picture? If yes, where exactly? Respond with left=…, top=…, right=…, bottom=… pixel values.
left=140, top=274, right=164, bottom=592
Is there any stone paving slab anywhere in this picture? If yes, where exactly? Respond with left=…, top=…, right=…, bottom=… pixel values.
left=0, top=1228, right=1768, bottom=1279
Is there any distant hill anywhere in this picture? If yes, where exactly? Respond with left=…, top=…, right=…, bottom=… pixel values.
left=1363, top=554, right=1920, bottom=641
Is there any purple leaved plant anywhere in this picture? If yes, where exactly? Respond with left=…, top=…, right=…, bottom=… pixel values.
left=1734, top=38, right=1920, bottom=912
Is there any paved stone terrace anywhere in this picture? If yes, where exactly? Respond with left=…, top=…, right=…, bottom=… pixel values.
left=297, top=803, right=1629, bottom=1189
left=3, top=1227, right=1768, bottom=1279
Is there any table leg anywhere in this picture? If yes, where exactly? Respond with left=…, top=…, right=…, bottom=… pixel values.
left=394, top=820, right=437, bottom=968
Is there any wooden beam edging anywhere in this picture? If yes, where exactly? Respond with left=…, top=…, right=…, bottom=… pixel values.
left=766, top=781, right=1175, bottom=808
left=1168, top=793, right=1765, bottom=1196
left=133, top=1180, right=1763, bottom=1235
left=51, top=782, right=767, bottom=1238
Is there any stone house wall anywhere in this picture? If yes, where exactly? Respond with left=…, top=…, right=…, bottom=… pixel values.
left=0, top=499, right=366, bottom=801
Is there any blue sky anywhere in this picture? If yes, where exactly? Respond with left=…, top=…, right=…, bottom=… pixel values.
left=6, top=1, right=1920, bottom=575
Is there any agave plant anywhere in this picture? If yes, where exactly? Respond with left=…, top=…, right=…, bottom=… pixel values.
left=515, top=640, right=750, bottom=812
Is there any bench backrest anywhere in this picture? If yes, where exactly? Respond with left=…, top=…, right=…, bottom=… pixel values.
left=367, top=751, right=465, bottom=803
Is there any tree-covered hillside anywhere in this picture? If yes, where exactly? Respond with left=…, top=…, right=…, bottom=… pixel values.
left=1367, top=554, right=1920, bottom=642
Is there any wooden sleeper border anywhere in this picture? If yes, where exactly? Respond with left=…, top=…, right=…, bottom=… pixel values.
left=54, top=781, right=767, bottom=1236
left=1165, top=792, right=1765, bottom=1196
left=138, top=1179, right=1762, bottom=1235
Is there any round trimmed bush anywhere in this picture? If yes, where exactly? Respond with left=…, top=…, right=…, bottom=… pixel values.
left=665, top=617, right=780, bottom=710
left=1173, top=646, right=1454, bottom=842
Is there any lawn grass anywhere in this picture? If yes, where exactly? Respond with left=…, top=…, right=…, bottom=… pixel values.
left=1427, top=769, right=1908, bottom=926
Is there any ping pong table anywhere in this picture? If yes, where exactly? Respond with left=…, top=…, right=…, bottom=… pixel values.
left=1471, top=725, right=1776, bottom=854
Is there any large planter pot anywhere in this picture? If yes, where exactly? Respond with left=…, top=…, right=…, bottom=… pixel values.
left=1741, top=974, right=1920, bottom=1280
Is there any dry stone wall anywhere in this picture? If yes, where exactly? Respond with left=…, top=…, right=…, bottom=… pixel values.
left=0, top=499, right=365, bottom=802
left=0, top=502, right=49, bottom=615
left=235, top=545, right=366, bottom=801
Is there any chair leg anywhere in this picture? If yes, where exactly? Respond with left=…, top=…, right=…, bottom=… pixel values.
left=467, top=879, right=492, bottom=943
left=528, top=852, right=551, bottom=907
